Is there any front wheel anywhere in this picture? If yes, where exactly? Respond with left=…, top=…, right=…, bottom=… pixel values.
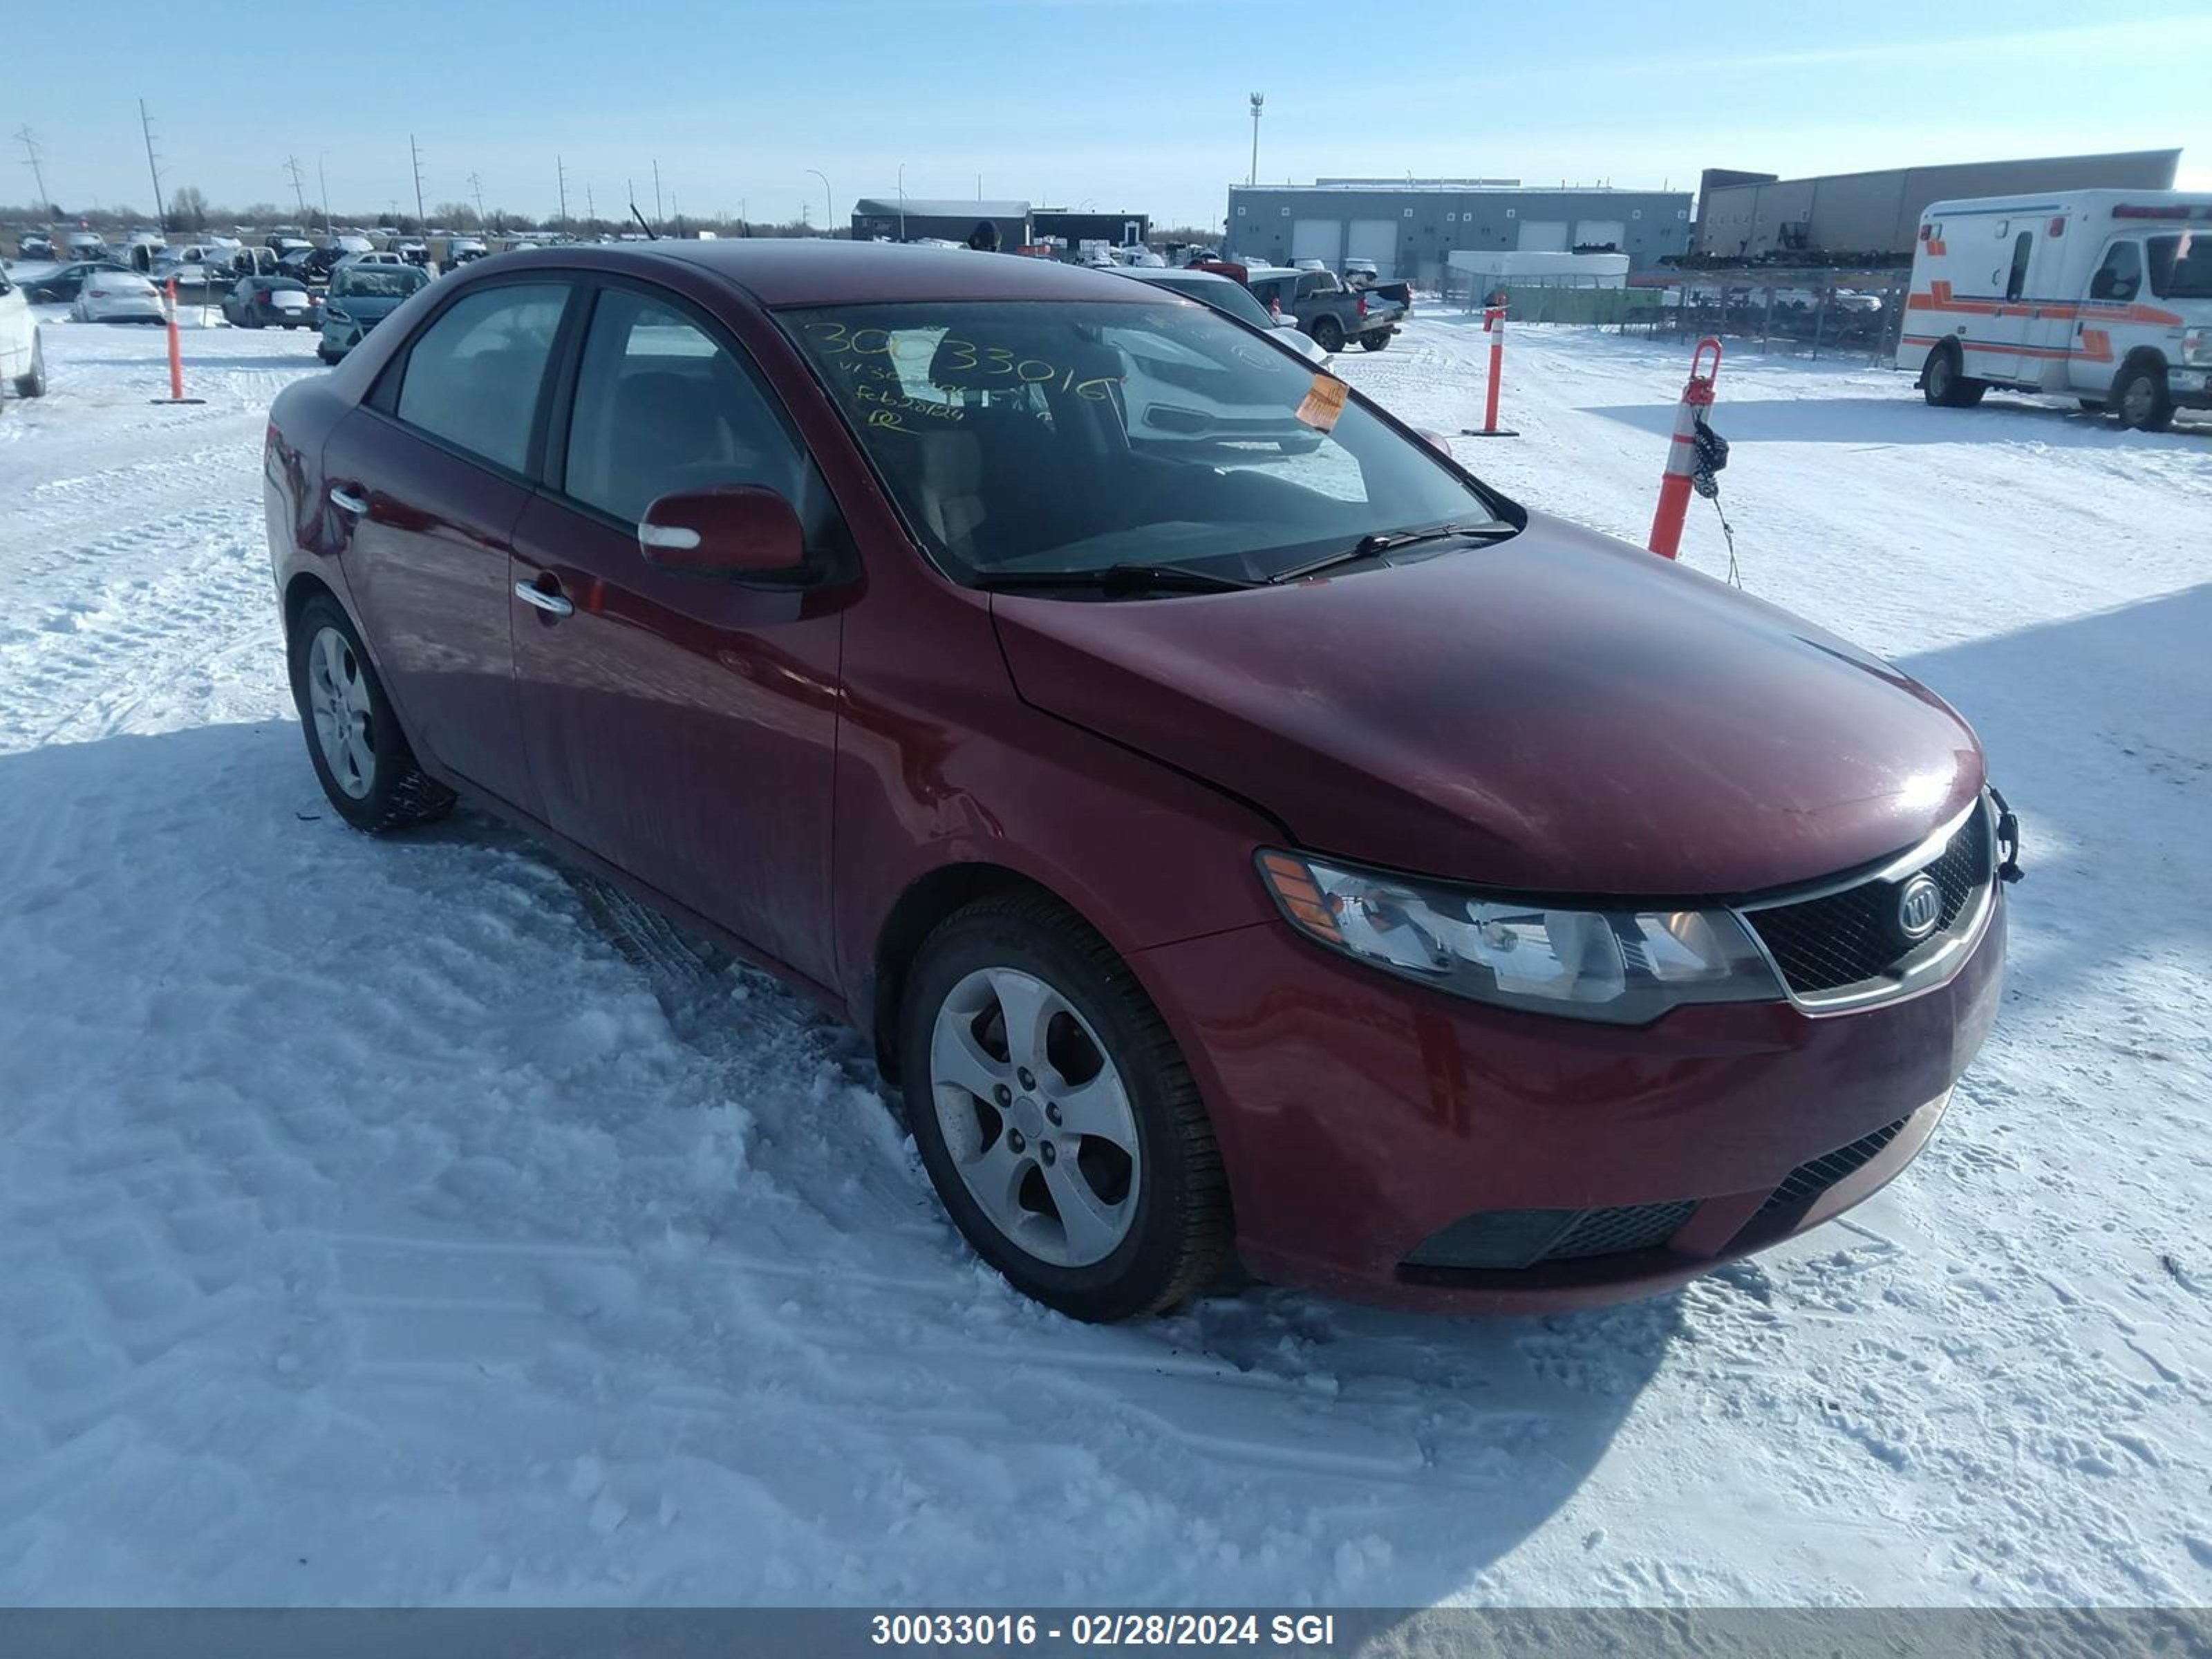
left=899, top=894, right=1232, bottom=1322
left=1309, top=316, right=1345, bottom=354
left=286, top=594, right=454, bottom=833
left=2112, top=361, right=2174, bottom=432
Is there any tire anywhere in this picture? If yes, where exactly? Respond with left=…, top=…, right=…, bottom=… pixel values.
left=2112, top=359, right=2174, bottom=432
left=898, top=894, right=1232, bottom=1322
left=13, top=337, right=43, bottom=398
left=1922, top=344, right=1986, bottom=408
left=285, top=594, right=455, bottom=833
left=317, top=346, right=339, bottom=365
left=1309, top=315, right=1345, bottom=355
left=1358, top=331, right=1391, bottom=352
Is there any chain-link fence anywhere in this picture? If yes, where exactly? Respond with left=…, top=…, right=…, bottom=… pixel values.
left=1443, top=265, right=1914, bottom=364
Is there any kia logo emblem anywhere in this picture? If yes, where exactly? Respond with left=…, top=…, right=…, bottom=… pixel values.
left=1896, top=874, right=1943, bottom=941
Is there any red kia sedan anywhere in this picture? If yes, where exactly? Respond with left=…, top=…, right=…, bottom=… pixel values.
left=263, top=242, right=2015, bottom=1322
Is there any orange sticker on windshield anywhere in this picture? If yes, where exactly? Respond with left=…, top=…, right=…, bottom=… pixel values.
left=1295, top=374, right=1348, bottom=432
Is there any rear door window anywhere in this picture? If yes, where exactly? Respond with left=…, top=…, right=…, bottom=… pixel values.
left=393, top=283, right=571, bottom=475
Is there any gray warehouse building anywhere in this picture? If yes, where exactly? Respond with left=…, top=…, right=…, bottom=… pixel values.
left=1224, top=179, right=1694, bottom=283
left=852, top=197, right=1031, bottom=247
left=1694, top=148, right=2182, bottom=259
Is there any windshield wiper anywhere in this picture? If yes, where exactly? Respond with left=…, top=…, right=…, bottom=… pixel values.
left=1266, top=521, right=1515, bottom=585
left=973, top=562, right=1258, bottom=595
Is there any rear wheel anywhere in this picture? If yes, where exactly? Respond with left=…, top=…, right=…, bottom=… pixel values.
left=2112, top=360, right=2174, bottom=432
left=1922, top=344, right=1986, bottom=407
left=899, top=894, right=1232, bottom=1322
left=1309, top=315, right=1345, bottom=354
left=287, top=594, right=454, bottom=833
left=1358, top=331, right=1391, bottom=352
left=13, top=337, right=43, bottom=398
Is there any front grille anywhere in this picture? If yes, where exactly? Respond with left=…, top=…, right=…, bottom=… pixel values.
left=1403, top=1200, right=1697, bottom=1273
left=1745, top=802, right=1991, bottom=997
left=1753, top=1116, right=1909, bottom=1221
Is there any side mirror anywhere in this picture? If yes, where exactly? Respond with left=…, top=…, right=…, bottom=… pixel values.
left=1416, top=429, right=1454, bottom=458
left=638, top=486, right=809, bottom=580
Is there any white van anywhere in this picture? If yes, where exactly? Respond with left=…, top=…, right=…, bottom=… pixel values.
left=1899, top=189, right=2212, bottom=431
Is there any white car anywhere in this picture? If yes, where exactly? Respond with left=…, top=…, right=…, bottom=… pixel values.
left=73, top=271, right=166, bottom=324
left=0, top=265, right=46, bottom=396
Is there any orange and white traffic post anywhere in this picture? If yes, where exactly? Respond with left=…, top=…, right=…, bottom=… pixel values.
left=1647, top=337, right=1723, bottom=558
left=1461, top=299, right=1519, bottom=438
left=151, top=277, right=205, bottom=406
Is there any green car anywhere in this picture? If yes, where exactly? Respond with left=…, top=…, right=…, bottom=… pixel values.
left=318, top=262, right=432, bottom=364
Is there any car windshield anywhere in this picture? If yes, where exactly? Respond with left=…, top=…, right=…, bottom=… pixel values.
left=333, top=266, right=429, bottom=299
left=2146, top=232, right=2212, bottom=300
left=1147, top=275, right=1277, bottom=332
left=787, top=299, right=1509, bottom=588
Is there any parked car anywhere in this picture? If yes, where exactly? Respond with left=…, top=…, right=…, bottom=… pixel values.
left=1210, top=262, right=1411, bottom=354
left=72, top=270, right=165, bottom=324
left=17, top=232, right=55, bottom=261
left=447, top=237, right=489, bottom=265
left=0, top=265, right=46, bottom=396
left=281, top=245, right=346, bottom=285
left=1112, top=265, right=1331, bottom=368
left=21, top=260, right=131, bottom=304
left=263, top=242, right=2012, bottom=1323
left=1901, top=187, right=2212, bottom=430
left=223, top=274, right=324, bottom=330
left=316, top=261, right=431, bottom=362
left=65, top=231, right=108, bottom=260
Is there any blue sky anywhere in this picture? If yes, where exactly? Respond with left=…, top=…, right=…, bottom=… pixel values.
left=10, top=0, right=2206, bottom=229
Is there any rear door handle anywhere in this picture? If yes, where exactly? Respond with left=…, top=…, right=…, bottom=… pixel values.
left=328, top=485, right=368, bottom=514
left=514, top=579, right=574, bottom=619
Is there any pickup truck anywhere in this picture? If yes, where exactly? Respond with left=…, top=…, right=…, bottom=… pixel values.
left=1197, top=261, right=1410, bottom=353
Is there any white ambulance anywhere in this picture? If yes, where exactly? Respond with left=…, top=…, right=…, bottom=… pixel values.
left=1897, top=189, right=2212, bottom=431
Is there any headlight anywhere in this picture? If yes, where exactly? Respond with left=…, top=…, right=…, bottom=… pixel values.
left=2184, top=329, right=2212, bottom=367
left=1257, top=850, right=1784, bottom=1024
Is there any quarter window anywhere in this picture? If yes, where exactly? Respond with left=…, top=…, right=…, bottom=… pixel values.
left=561, top=287, right=820, bottom=529
left=394, top=283, right=570, bottom=474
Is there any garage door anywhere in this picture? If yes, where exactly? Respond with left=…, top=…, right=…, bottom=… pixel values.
left=1515, top=220, right=1568, bottom=252
left=1291, top=218, right=1343, bottom=268
left=1346, top=218, right=1398, bottom=279
left=1573, top=218, right=1626, bottom=251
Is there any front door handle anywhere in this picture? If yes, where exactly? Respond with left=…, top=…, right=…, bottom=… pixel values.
left=328, top=485, right=368, bottom=514
left=514, top=578, right=574, bottom=619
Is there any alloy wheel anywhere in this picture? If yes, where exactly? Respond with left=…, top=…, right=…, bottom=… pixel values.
left=928, top=966, right=1141, bottom=1268
left=306, top=625, right=377, bottom=798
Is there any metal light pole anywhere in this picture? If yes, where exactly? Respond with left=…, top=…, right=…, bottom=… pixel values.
left=1248, top=93, right=1264, bottom=189
left=807, top=169, right=832, bottom=236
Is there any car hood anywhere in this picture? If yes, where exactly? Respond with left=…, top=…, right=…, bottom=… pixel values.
left=988, top=510, right=1984, bottom=897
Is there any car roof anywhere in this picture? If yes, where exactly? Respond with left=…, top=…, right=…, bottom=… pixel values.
left=1114, top=267, right=1231, bottom=287
left=489, top=238, right=1163, bottom=310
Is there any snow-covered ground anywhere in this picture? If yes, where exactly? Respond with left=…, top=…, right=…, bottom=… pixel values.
left=1, top=310, right=2206, bottom=1608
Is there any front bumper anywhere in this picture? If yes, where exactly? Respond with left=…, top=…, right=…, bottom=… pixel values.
left=2168, top=365, right=2211, bottom=408
left=1135, top=890, right=2005, bottom=1312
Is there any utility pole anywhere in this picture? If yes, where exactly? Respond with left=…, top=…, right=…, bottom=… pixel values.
left=318, top=153, right=332, bottom=234
left=585, top=182, right=595, bottom=229
left=1248, top=93, right=1264, bottom=189
left=468, top=171, right=485, bottom=228
left=556, top=155, right=569, bottom=230
left=14, top=126, right=50, bottom=216
left=139, top=100, right=167, bottom=230
left=653, top=159, right=663, bottom=227
left=409, top=134, right=427, bottom=234
left=285, top=155, right=309, bottom=221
